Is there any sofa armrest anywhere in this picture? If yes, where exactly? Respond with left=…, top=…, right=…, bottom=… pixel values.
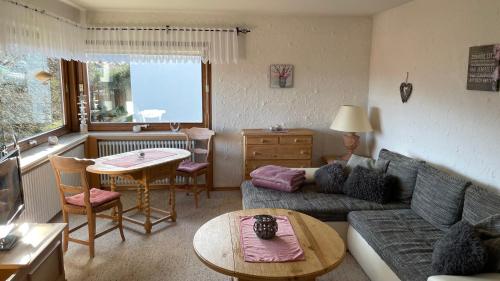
left=428, top=274, right=500, bottom=281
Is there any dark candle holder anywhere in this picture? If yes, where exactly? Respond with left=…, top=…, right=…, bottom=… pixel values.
left=253, top=215, right=278, bottom=239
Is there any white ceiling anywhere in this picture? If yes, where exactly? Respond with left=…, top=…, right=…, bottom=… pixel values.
left=62, top=0, right=413, bottom=15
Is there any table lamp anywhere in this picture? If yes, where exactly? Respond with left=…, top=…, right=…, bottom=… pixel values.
left=330, top=105, right=373, bottom=160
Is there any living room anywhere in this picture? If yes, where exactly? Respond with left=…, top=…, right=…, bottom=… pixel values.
left=0, top=0, right=499, bottom=280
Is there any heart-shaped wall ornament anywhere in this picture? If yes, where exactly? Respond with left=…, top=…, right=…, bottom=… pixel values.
left=399, top=72, right=413, bottom=103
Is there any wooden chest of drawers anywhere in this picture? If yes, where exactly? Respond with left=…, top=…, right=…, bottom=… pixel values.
left=241, top=129, right=314, bottom=180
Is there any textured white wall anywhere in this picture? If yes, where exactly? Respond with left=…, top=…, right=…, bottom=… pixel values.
left=87, top=12, right=373, bottom=187
left=368, top=0, right=500, bottom=190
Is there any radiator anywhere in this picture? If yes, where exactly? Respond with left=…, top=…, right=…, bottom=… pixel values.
left=97, top=139, right=193, bottom=186
left=20, top=144, right=85, bottom=223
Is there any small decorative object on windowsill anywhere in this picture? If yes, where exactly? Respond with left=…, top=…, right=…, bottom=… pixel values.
left=253, top=215, right=278, bottom=240
left=77, top=84, right=88, bottom=133
left=330, top=105, right=373, bottom=161
left=270, top=64, right=294, bottom=88
left=170, top=122, right=181, bottom=132
left=400, top=72, right=413, bottom=103
left=47, top=136, right=59, bottom=145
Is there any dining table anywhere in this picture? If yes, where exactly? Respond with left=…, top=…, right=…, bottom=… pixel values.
left=86, top=148, right=191, bottom=234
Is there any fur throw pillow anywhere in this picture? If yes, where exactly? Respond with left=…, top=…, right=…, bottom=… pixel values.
left=343, top=166, right=395, bottom=204
left=475, top=214, right=500, bottom=272
left=314, top=163, right=346, bottom=194
left=432, top=221, right=488, bottom=275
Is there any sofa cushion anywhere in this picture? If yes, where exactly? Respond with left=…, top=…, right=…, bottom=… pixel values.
left=474, top=215, right=500, bottom=272
left=378, top=149, right=424, bottom=203
left=348, top=209, right=445, bottom=281
left=343, top=166, right=396, bottom=204
left=345, top=154, right=389, bottom=173
left=431, top=221, right=488, bottom=275
left=411, top=164, right=470, bottom=231
left=462, top=184, right=500, bottom=225
left=314, top=163, right=346, bottom=194
left=241, top=181, right=409, bottom=221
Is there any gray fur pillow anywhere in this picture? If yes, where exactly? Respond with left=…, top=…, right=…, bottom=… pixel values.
left=432, top=221, right=488, bottom=275
left=475, top=214, right=500, bottom=272
left=343, top=166, right=395, bottom=204
left=314, top=163, right=346, bottom=194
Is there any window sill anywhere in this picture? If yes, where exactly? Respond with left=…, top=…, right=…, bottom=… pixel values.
left=20, top=133, right=88, bottom=174
left=88, top=130, right=186, bottom=139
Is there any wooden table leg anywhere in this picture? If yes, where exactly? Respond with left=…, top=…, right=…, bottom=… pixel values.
left=110, top=176, right=118, bottom=221
left=136, top=184, right=143, bottom=211
left=169, top=165, right=177, bottom=222
left=143, top=171, right=152, bottom=234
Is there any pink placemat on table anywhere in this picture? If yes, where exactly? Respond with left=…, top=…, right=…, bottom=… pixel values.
left=240, top=215, right=305, bottom=262
left=102, top=150, right=177, bottom=168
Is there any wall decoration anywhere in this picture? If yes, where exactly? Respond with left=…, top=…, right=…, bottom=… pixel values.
left=400, top=72, right=413, bottom=103
left=270, top=64, right=293, bottom=88
left=467, top=44, right=500, bottom=91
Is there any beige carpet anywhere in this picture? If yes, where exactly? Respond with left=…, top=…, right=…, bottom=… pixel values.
left=58, top=190, right=370, bottom=281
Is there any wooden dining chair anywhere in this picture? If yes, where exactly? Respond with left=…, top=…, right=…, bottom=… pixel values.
left=49, top=155, right=125, bottom=258
left=176, top=127, right=215, bottom=208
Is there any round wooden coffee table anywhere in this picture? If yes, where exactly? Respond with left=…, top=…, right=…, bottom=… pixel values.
left=193, top=208, right=345, bottom=281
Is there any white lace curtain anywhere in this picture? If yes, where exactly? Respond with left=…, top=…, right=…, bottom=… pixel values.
left=0, top=0, right=239, bottom=64
left=84, top=27, right=239, bottom=64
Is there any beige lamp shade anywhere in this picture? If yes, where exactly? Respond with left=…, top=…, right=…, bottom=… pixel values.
left=330, top=105, right=373, bottom=133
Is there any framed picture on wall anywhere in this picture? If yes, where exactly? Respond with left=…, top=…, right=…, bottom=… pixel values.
left=467, top=44, right=500, bottom=91
left=270, top=64, right=293, bottom=88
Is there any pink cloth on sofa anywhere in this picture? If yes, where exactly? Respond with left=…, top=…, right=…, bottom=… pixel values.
left=102, top=150, right=177, bottom=168
left=65, top=188, right=120, bottom=207
left=251, top=178, right=303, bottom=192
left=250, top=165, right=306, bottom=192
left=240, top=215, right=305, bottom=262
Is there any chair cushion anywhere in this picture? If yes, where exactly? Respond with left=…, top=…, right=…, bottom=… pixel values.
left=378, top=149, right=424, bottom=204
left=176, top=160, right=209, bottom=173
left=348, top=209, right=445, bottom=281
left=462, top=184, right=500, bottom=225
left=241, top=181, right=409, bottom=221
left=411, top=163, right=470, bottom=231
left=65, top=188, right=120, bottom=207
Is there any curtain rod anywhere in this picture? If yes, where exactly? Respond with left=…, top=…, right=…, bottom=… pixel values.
left=4, top=0, right=251, bottom=35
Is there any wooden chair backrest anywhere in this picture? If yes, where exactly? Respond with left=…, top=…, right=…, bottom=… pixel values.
left=49, top=155, right=95, bottom=208
left=181, top=127, right=215, bottom=163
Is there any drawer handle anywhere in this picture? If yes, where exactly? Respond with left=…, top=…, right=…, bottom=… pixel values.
left=294, top=138, right=299, bottom=143
left=253, top=152, right=260, bottom=156
left=300, top=150, right=307, bottom=155
left=260, top=139, right=266, bottom=143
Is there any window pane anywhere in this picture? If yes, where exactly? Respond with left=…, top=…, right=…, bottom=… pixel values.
left=0, top=54, right=64, bottom=143
left=88, top=60, right=203, bottom=123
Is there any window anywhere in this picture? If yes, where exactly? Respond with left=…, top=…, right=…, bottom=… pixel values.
left=86, top=59, right=206, bottom=126
left=0, top=53, right=65, bottom=144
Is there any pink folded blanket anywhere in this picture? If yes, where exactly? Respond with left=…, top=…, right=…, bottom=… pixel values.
left=250, top=165, right=306, bottom=192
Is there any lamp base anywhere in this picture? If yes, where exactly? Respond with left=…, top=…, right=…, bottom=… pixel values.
left=339, top=132, right=360, bottom=161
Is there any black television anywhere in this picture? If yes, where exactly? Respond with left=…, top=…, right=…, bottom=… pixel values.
left=0, top=149, right=24, bottom=250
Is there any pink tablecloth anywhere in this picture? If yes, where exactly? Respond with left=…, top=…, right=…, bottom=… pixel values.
left=102, top=150, right=177, bottom=168
left=239, top=215, right=305, bottom=262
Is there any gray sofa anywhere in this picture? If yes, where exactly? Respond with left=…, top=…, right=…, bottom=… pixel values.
left=241, top=149, right=500, bottom=281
